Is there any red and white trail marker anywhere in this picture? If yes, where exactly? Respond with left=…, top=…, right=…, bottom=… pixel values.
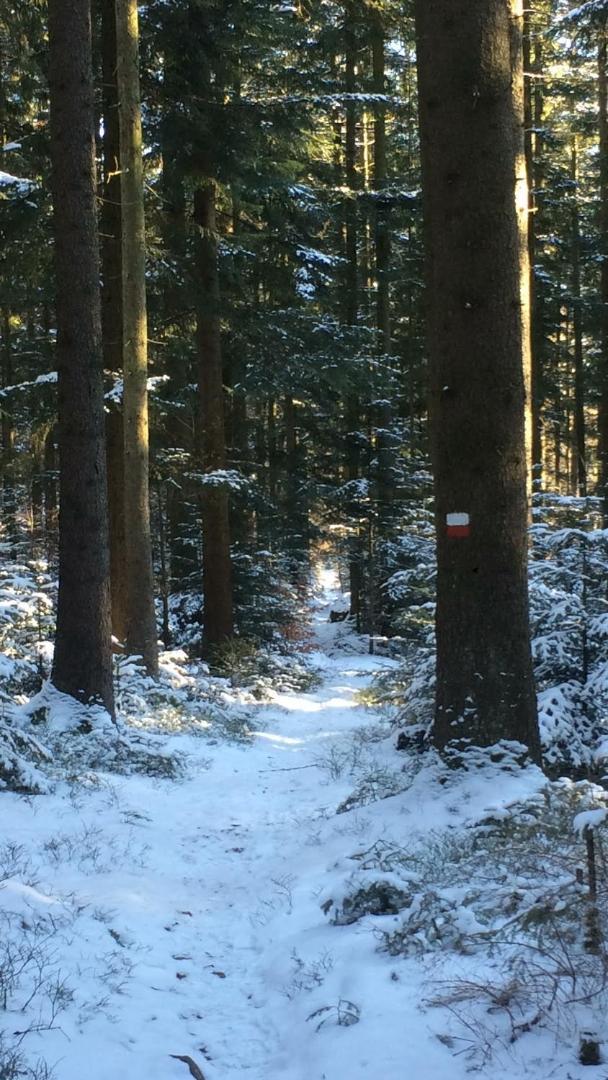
left=446, top=512, right=470, bottom=538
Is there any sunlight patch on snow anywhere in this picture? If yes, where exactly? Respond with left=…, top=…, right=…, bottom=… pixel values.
left=270, top=693, right=356, bottom=712
left=251, top=731, right=305, bottom=746
left=251, top=728, right=344, bottom=748
left=314, top=563, right=340, bottom=593
left=1, top=880, right=60, bottom=909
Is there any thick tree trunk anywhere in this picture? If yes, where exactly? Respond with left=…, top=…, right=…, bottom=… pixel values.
left=48, top=0, right=114, bottom=714
left=194, top=181, right=234, bottom=651
left=415, top=0, right=540, bottom=759
left=100, top=0, right=128, bottom=645
left=116, top=0, right=159, bottom=673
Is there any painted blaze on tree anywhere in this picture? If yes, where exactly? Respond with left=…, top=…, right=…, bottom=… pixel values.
left=415, top=0, right=541, bottom=760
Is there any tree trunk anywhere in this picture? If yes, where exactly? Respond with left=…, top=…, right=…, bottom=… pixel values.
left=1, top=309, right=16, bottom=546
left=570, top=134, right=587, bottom=497
left=523, top=4, right=543, bottom=484
left=194, top=181, right=234, bottom=651
left=415, top=0, right=540, bottom=759
left=116, top=0, right=158, bottom=673
left=598, top=13, right=608, bottom=517
left=344, top=6, right=362, bottom=626
left=48, top=0, right=114, bottom=714
left=371, top=9, right=394, bottom=517
left=100, top=0, right=128, bottom=645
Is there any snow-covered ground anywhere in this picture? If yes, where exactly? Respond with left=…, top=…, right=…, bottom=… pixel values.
left=1, top=572, right=606, bottom=1079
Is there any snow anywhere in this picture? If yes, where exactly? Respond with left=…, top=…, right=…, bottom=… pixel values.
left=0, top=168, right=34, bottom=193
left=0, top=574, right=602, bottom=1080
left=573, top=807, right=608, bottom=835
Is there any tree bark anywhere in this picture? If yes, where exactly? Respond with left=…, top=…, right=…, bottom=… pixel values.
left=371, top=9, right=394, bottom=516
left=570, top=134, right=587, bottom=497
left=523, top=3, right=544, bottom=484
left=194, top=181, right=234, bottom=651
left=100, top=0, right=128, bottom=646
left=344, top=5, right=363, bottom=626
left=1, top=309, right=16, bottom=546
left=415, top=0, right=540, bottom=759
left=598, top=13, right=608, bottom=517
left=116, top=0, right=159, bottom=673
left=48, top=0, right=114, bottom=714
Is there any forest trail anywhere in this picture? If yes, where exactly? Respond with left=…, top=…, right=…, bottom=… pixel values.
left=6, top=577, right=430, bottom=1080
left=1, top=577, right=579, bottom=1080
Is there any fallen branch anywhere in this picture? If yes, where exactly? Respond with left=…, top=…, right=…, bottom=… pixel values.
left=170, top=1054, right=206, bottom=1080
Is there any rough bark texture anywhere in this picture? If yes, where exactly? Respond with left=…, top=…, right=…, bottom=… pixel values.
left=415, top=0, right=540, bottom=758
left=194, top=181, right=234, bottom=651
left=100, top=0, right=128, bottom=645
left=116, top=0, right=159, bottom=673
left=48, top=0, right=114, bottom=714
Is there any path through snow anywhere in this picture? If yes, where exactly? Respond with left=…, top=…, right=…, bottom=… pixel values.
left=2, top=581, right=578, bottom=1080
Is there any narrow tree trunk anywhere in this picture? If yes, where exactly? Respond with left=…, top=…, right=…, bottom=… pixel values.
left=344, top=6, right=362, bottom=625
left=284, top=395, right=309, bottom=584
left=523, top=4, right=543, bottom=484
left=106, top=407, right=128, bottom=642
left=194, top=181, right=233, bottom=651
left=43, top=427, right=58, bottom=540
left=1, top=310, right=16, bottom=545
left=598, top=13, right=608, bottom=517
left=48, top=0, right=114, bottom=714
left=570, top=135, right=587, bottom=497
left=415, top=0, right=540, bottom=759
left=116, top=0, right=158, bottom=673
left=100, top=0, right=128, bottom=645
left=371, top=10, right=393, bottom=516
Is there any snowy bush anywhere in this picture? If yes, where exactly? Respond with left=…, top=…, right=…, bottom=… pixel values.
left=324, top=772, right=608, bottom=1065
left=0, top=723, right=52, bottom=794
left=529, top=494, right=608, bottom=773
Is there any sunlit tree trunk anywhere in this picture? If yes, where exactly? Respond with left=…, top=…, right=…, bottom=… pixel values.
left=570, top=134, right=587, bottom=497
left=116, top=0, right=159, bottom=673
left=100, top=0, right=128, bottom=646
left=48, top=0, right=114, bottom=714
left=344, top=4, right=362, bottom=626
left=415, top=0, right=540, bottom=759
left=1, top=310, right=16, bottom=545
left=371, top=8, right=393, bottom=515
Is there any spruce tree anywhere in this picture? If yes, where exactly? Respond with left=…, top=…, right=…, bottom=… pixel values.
left=415, top=0, right=541, bottom=758
left=48, top=0, right=114, bottom=713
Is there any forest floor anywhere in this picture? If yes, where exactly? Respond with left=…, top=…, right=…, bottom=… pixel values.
left=2, top=571, right=606, bottom=1080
